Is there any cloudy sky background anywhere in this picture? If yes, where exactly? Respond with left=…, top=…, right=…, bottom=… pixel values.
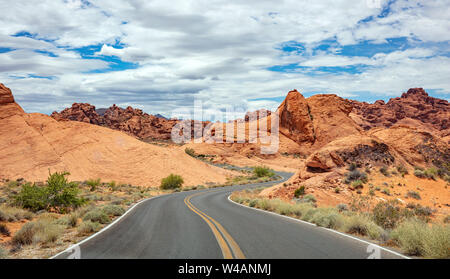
left=0, top=0, right=449, bottom=119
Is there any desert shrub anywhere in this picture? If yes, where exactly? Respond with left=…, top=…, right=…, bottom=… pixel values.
left=160, top=174, right=184, bottom=190
left=337, top=204, right=348, bottom=212
left=379, top=166, right=390, bottom=176
left=413, top=205, right=434, bottom=218
left=13, top=183, right=47, bottom=212
left=12, top=219, right=63, bottom=245
left=344, top=214, right=383, bottom=240
left=102, top=204, right=125, bottom=217
left=77, top=221, right=101, bottom=235
left=249, top=199, right=257, bottom=207
left=372, top=201, right=406, bottom=230
left=83, top=209, right=110, bottom=224
left=406, top=191, right=421, bottom=200
left=310, top=208, right=344, bottom=229
left=185, top=148, right=196, bottom=157
left=294, top=186, right=305, bottom=198
left=334, top=187, right=340, bottom=193
left=344, top=170, right=368, bottom=184
left=299, top=194, right=316, bottom=204
left=391, top=218, right=427, bottom=256
left=0, top=223, right=10, bottom=236
left=444, top=216, right=450, bottom=224
left=422, top=224, right=450, bottom=259
left=253, top=166, right=275, bottom=178
left=0, top=205, right=34, bottom=222
left=108, top=181, right=118, bottom=191
left=351, top=180, right=364, bottom=189
left=86, top=178, right=101, bottom=191
left=382, top=188, right=390, bottom=196
left=414, top=168, right=437, bottom=180
left=56, top=213, right=79, bottom=228
left=14, top=172, right=85, bottom=213
left=392, top=219, right=450, bottom=258
left=348, top=163, right=358, bottom=171
left=396, top=165, right=409, bottom=176
left=13, top=222, right=35, bottom=245
left=0, top=245, right=7, bottom=259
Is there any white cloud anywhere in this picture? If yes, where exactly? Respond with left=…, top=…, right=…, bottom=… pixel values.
left=0, top=0, right=448, bottom=116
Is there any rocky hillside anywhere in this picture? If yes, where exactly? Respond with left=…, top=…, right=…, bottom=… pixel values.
left=0, top=83, right=233, bottom=186
left=51, top=103, right=178, bottom=141
left=350, top=88, right=450, bottom=138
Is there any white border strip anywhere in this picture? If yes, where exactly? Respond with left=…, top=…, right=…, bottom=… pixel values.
left=227, top=195, right=410, bottom=259
left=50, top=193, right=170, bottom=259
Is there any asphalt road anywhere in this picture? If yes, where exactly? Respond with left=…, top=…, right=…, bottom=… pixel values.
left=54, top=172, right=406, bottom=259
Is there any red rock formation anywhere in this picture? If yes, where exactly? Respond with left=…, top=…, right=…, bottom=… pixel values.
left=52, top=103, right=178, bottom=141
left=350, top=88, right=450, bottom=134
left=51, top=103, right=103, bottom=125
left=0, top=83, right=24, bottom=119
left=277, top=89, right=361, bottom=149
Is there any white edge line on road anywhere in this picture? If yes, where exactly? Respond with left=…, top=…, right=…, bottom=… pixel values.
left=50, top=193, right=169, bottom=259
left=227, top=195, right=410, bottom=259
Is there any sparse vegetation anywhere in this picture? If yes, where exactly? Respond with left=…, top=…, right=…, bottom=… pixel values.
left=185, top=147, right=196, bottom=157
left=379, top=166, right=390, bottom=177
left=344, top=169, right=368, bottom=184
left=0, top=223, right=10, bottom=236
left=86, top=178, right=101, bottom=191
left=231, top=190, right=450, bottom=259
left=406, top=191, right=421, bottom=200
left=77, top=221, right=101, bottom=235
left=294, top=186, right=305, bottom=198
left=160, top=174, right=184, bottom=190
left=414, top=167, right=438, bottom=180
left=83, top=209, right=110, bottom=224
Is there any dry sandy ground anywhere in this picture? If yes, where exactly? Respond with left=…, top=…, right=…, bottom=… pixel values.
left=0, top=109, right=236, bottom=187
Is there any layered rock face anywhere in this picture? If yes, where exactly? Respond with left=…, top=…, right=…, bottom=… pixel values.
left=52, top=103, right=178, bottom=141
left=350, top=88, right=450, bottom=135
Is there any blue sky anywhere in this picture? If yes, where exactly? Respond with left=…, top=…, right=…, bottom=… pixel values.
left=0, top=0, right=449, bottom=117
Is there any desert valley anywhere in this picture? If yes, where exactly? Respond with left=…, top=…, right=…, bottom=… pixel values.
left=0, top=81, right=449, bottom=259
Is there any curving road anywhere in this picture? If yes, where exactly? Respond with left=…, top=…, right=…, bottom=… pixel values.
left=54, top=172, right=406, bottom=259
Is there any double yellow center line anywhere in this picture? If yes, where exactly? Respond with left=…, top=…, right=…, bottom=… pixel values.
left=184, top=192, right=245, bottom=259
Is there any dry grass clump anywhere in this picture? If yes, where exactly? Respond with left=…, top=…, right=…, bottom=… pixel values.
left=77, top=220, right=101, bottom=235
left=0, top=205, right=34, bottom=222
left=12, top=216, right=65, bottom=245
left=391, top=219, right=450, bottom=258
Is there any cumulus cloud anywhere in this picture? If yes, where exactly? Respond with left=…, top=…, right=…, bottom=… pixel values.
left=0, top=0, right=448, bottom=116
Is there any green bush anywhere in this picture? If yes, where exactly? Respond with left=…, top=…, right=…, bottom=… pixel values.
left=351, top=180, right=364, bottom=189
left=160, top=174, right=184, bottom=190
left=253, top=166, right=275, bottom=178
left=14, top=172, right=85, bottom=213
left=83, top=209, right=110, bottom=224
left=294, top=186, right=305, bottom=198
left=77, top=221, right=101, bottom=235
